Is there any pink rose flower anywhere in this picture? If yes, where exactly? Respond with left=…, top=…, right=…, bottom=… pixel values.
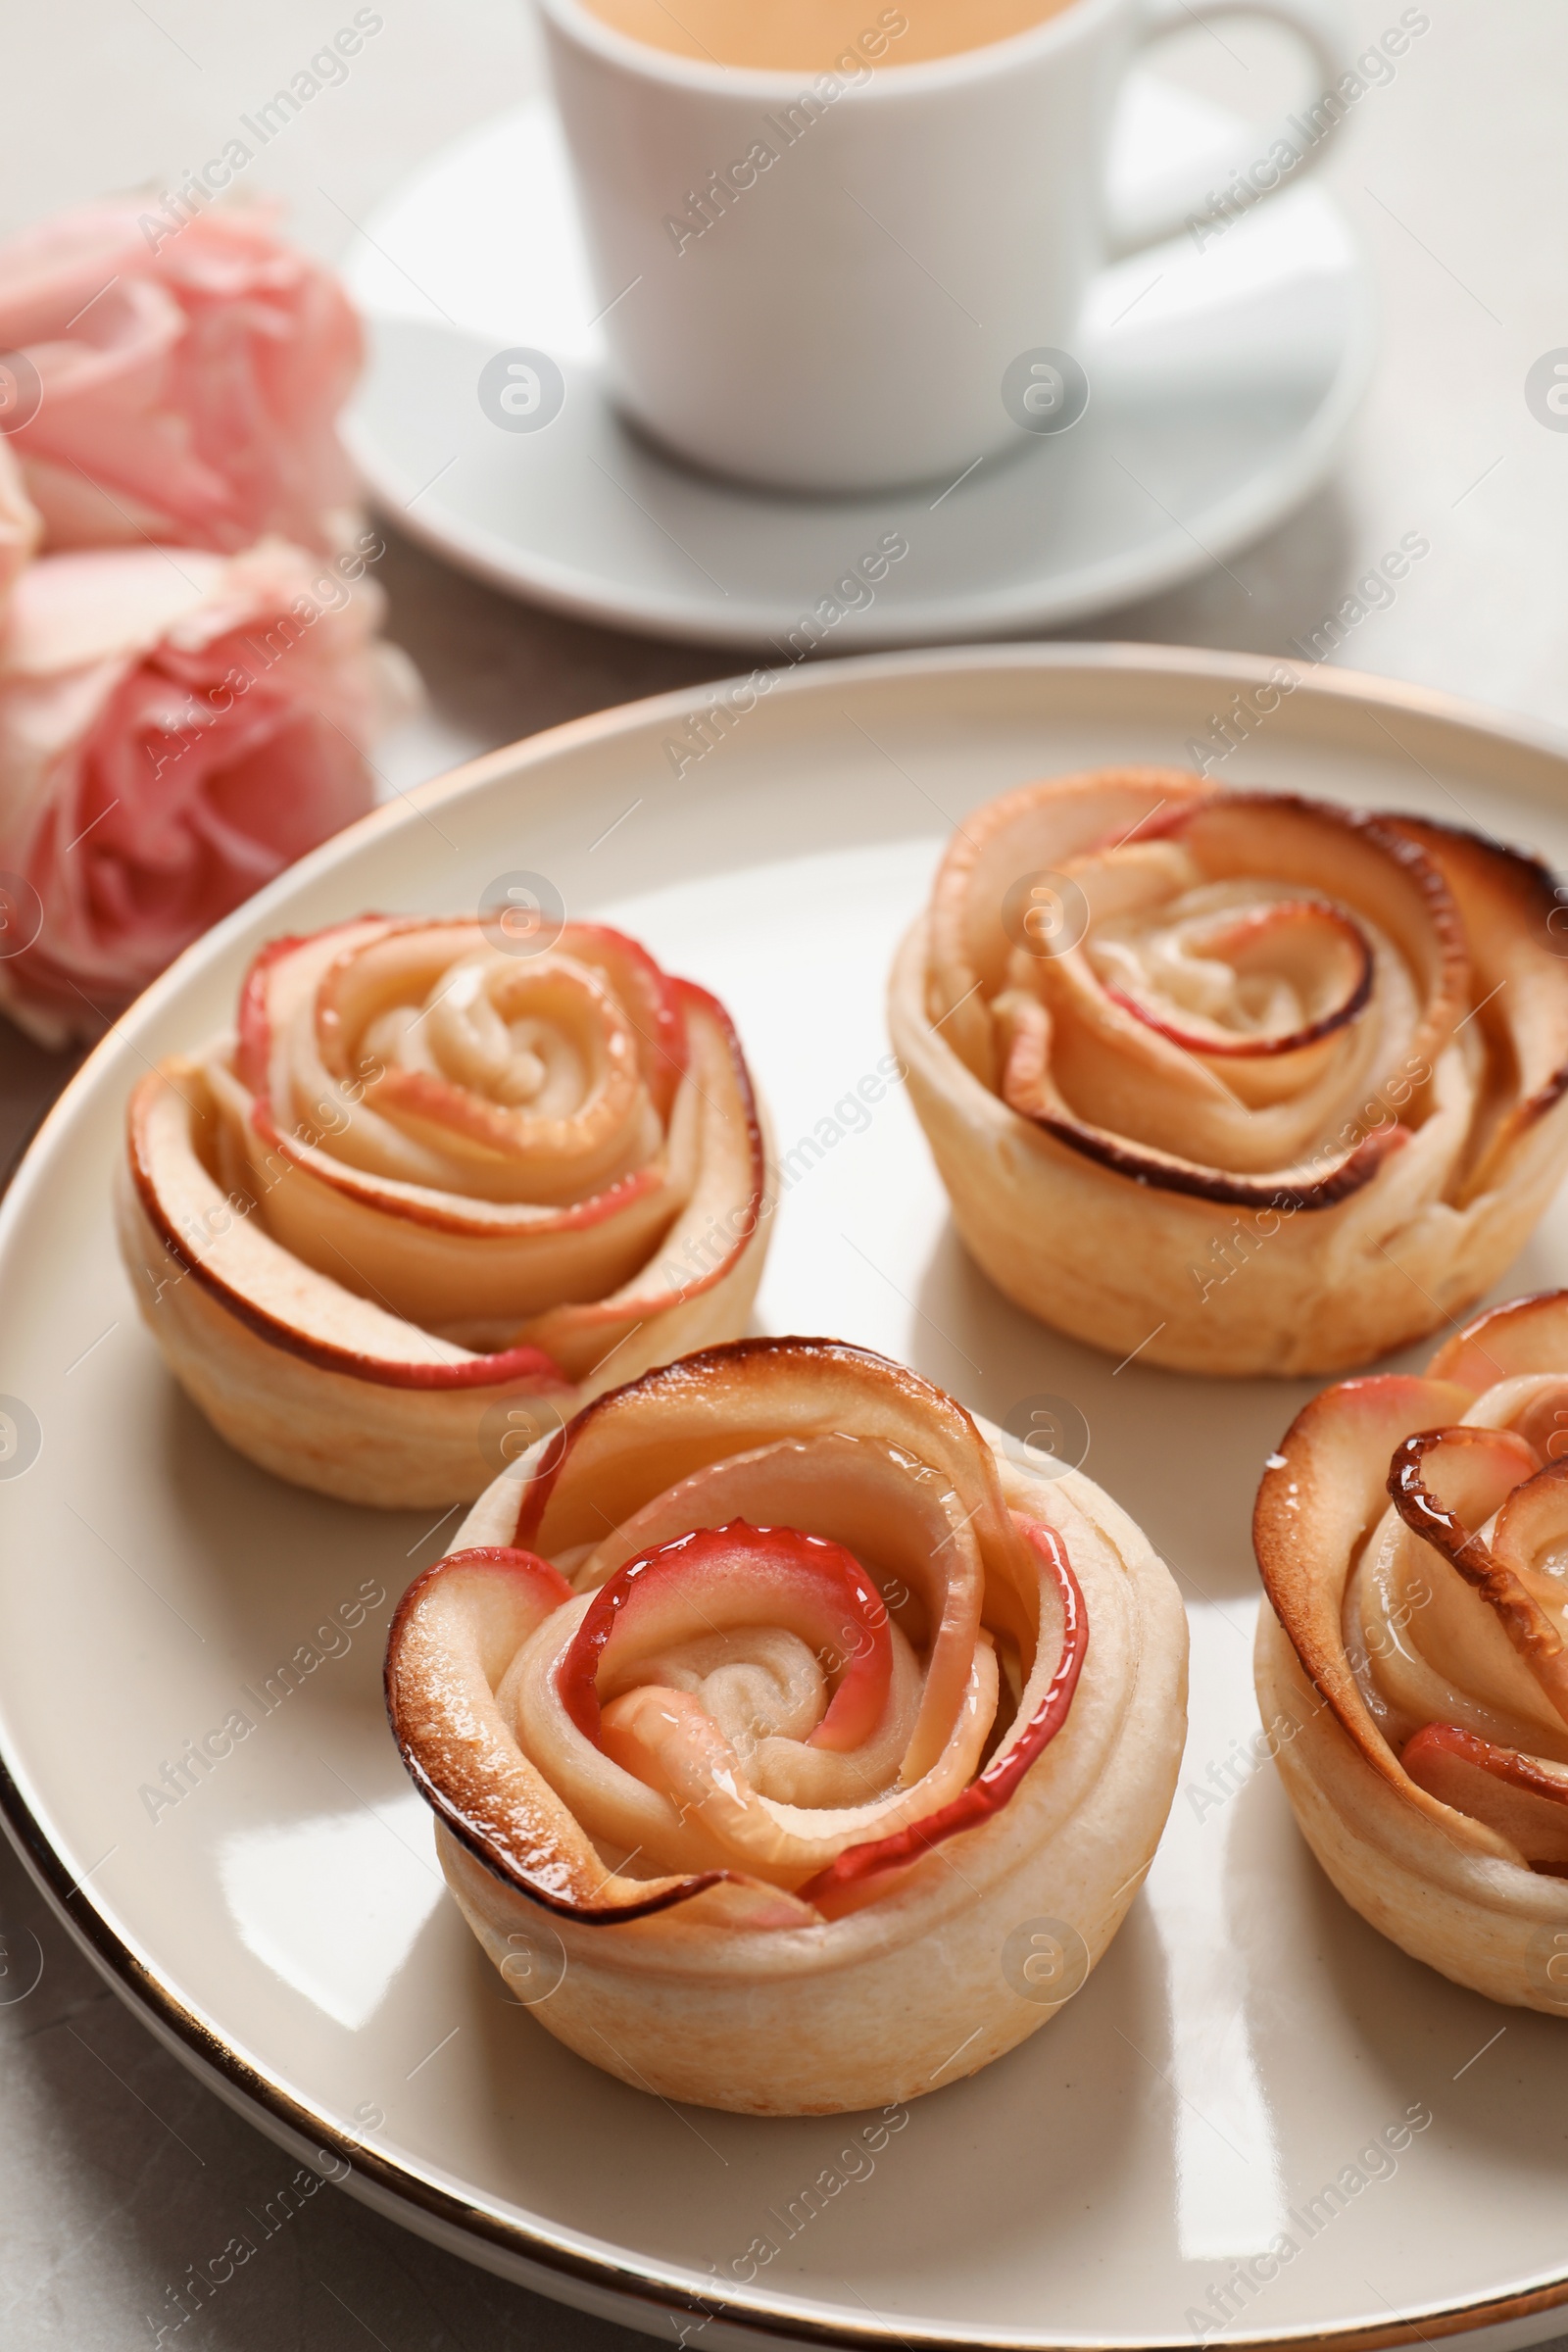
left=0, top=532, right=420, bottom=1047
left=0, top=431, right=40, bottom=611
left=0, top=197, right=363, bottom=555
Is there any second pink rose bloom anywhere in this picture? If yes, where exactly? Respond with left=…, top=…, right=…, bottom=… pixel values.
left=0, top=195, right=426, bottom=1044
left=0, top=195, right=363, bottom=555
left=0, top=518, right=420, bottom=1047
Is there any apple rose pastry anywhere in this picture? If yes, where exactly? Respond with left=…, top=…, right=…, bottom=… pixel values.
left=890, top=767, right=1568, bottom=1376
left=116, top=916, right=768, bottom=1506
left=386, top=1338, right=1187, bottom=2115
left=1254, top=1287, right=1568, bottom=2009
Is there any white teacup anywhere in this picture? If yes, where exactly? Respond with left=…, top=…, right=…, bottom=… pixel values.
left=536, top=0, right=1348, bottom=496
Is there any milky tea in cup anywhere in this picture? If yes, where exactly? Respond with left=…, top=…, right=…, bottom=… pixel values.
left=580, top=0, right=1077, bottom=70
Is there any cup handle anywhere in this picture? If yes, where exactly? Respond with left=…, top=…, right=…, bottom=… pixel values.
left=1106, top=0, right=1349, bottom=260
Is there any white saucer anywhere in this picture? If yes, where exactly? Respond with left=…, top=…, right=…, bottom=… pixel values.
left=340, top=83, right=1374, bottom=648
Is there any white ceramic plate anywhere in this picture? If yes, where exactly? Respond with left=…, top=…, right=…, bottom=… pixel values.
left=339, top=88, right=1374, bottom=647
left=5, top=648, right=1568, bottom=2352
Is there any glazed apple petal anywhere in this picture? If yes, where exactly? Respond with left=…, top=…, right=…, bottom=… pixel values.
left=1385, top=1428, right=1568, bottom=1730
left=558, top=1522, right=896, bottom=1755
left=515, top=983, right=765, bottom=1380
left=1431, top=1291, right=1568, bottom=1391
left=926, top=765, right=1217, bottom=1084
left=386, top=1549, right=815, bottom=1927
left=598, top=1684, right=791, bottom=1860
left=996, top=981, right=1407, bottom=1210
left=568, top=1431, right=985, bottom=1787
left=1343, top=1501, right=1473, bottom=1749
left=1401, top=1724, right=1568, bottom=1871
left=557, top=920, right=688, bottom=1119
left=799, top=1519, right=1088, bottom=1914
left=1021, top=797, right=1459, bottom=1179
left=1479, top=1375, right=1568, bottom=1470
left=1347, top=1504, right=1566, bottom=1765
left=508, top=1603, right=989, bottom=1887
left=597, top=1647, right=988, bottom=1885
left=1254, top=1372, right=1477, bottom=1794
left=385, top=1546, right=615, bottom=1904
left=1025, top=936, right=1398, bottom=1176
left=235, top=914, right=381, bottom=1110
left=1335, top=1354, right=1568, bottom=1768
left=1094, top=895, right=1373, bottom=1062
left=126, top=1062, right=568, bottom=1386
left=1490, top=1455, right=1568, bottom=1601
left=207, top=1075, right=684, bottom=1344
left=514, top=1338, right=1037, bottom=1655
left=1388, top=818, right=1568, bottom=1204
left=1386, top=1423, right=1544, bottom=1574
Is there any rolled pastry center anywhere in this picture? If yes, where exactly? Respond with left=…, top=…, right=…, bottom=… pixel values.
left=997, top=816, right=1454, bottom=1176
left=1091, top=888, right=1372, bottom=1057
left=284, top=932, right=662, bottom=1205
left=501, top=1438, right=1022, bottom=1888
